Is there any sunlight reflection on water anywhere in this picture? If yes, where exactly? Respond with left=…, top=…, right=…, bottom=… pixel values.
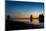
left=32, top=19, right=39, bottom=25
left=10, top=18, right=40, bottom=25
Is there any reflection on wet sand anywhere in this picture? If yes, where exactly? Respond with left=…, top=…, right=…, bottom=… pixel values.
left=9, top=18, right=40, bottom=25
left=32, top=19, right=39, bottom=25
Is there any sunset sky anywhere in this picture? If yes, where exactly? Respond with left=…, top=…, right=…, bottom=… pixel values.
left=6, top=1, right=44, bottom=18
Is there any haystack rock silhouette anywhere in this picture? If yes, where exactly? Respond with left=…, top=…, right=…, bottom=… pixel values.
left=30, top=15, right=32, bottom=22
left=7, top=15, right=10, bottom=20
left=39, top=14, right=44, bottom=23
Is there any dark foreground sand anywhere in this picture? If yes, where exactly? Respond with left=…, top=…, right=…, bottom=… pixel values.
left=6, top=20, right=44, bottom=31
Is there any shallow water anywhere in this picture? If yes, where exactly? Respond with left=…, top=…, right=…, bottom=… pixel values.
left=10, top=18, right=41, bottom=25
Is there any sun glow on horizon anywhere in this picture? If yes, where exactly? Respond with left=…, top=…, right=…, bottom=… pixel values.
left=32, top=13, right=39, bottom=18
left=15, top=13, right=40, bottom=18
